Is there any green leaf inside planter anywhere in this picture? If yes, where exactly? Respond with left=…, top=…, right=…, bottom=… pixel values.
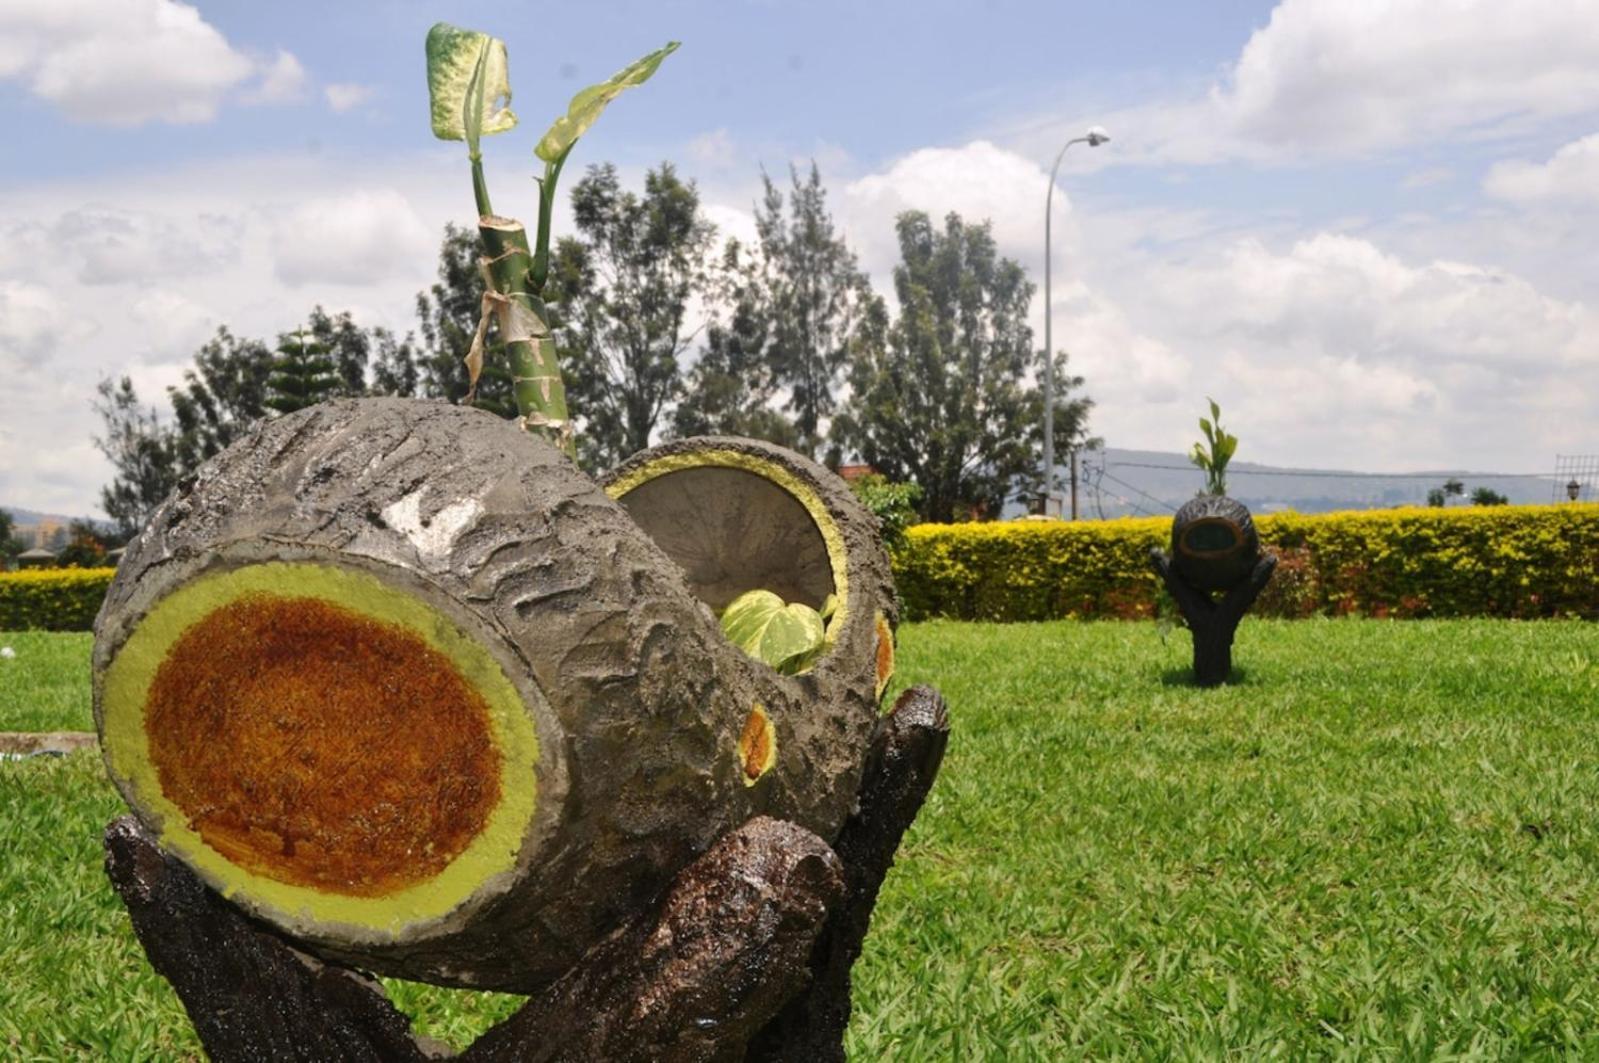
left=534, top=41, right=679, bottom=163
left=720, top=589, right=826, bottom=676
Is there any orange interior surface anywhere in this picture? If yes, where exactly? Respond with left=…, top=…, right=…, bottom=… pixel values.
left=875, top=615, right=896, bottom=695
left=145, top=593, right=501, bottom=897
left=739, top=706, right=773, bottom=782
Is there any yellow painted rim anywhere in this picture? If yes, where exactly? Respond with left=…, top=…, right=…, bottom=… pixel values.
left=101, top=561, right=540, bottom=939
left=606, top=449, right=853, bottom=638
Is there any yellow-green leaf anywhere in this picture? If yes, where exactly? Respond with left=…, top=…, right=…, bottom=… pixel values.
left=426, top=22, right=517, bottom=150
left=720, top=588, right=826, bottom=675
left=534, top=41, right=679, bottom=163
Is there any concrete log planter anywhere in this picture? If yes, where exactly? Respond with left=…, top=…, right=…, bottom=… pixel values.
left=94, top=397, right=899, bottom=993
left=1151, top=493, right=1276, bottom=687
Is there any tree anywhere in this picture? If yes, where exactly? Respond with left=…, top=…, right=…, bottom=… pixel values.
left=755, top=164, right=872, bottom=457
left=847, top=474, right=921, bottom=553
left=1471, top=486, right=1509, bottom=506
left=304, top=306, right=376, bottom=397
left=370, top=327, right=422, bottom=398
left=671, top=238, right=798, bottom=448
left=94, top=376, right=182, bottom=540
left=0, top=509, right=26, bottom=568
left=57, top=519, right=111, bottom=567
left=265, top=329, right=339, bottom=415
left=166, top=327, right=275, bottom=476
left=547, top=162, right=714, bottom=469
left=1426, top=487, right=1446, bottom=507
left=95, top=311, right=402, bottom=541
left=834, top=211, right=1091, bottom=522
left=415, top=223, right=516, bottom=417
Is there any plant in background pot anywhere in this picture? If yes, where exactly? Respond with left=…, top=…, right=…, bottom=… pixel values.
left=1152, top=398, right=1277, bottom=686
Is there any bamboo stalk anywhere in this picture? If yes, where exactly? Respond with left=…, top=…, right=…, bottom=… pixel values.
left=478, top=215, right=573, bottom=455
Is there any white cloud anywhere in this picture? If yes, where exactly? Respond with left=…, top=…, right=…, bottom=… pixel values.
left=270, top=189, right=436, bottom=287
left=832, top=137, right=1599, bottom=473
left=325, top=82, right=377, bottom=113
left=1039, top=0, right=1599, bottom=167
left=687, top=128, right=736, bottom=169
left=1081, top=232, right=1597, bottom=470
left=0, top=208, right=244, bottom=286
left=843, top=140, right=1064, bottom=284
left=0, top=281, right=89, bottom=369
left=1484, top=133, right=1599, bottom=206
left=129, top=289, right=218, bottom=358
left=0, top=0, right=303, bottom=126
left=1401, top=167, right=1454, bottom=190
left=243, top=50, right=308, bottom=105
left=0, top=152, right=474, bottom=517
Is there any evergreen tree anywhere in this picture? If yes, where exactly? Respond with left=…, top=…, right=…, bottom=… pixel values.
left=264, top=329, right=339, bottom=415
left=1471, top=486, right=1509, bottom=506
left=166, top=326, right=275, bottom=475
left=756, top=163, right=873, bottom=457
left=834, top=210, right=1092, bottom=522
left=370, top=327, right=423, bottom=398
left=304, top=306, right=376, bottom=397
left=671, top=238, right=798, bottom=447
left=547, top=162, right=715, bottom=470
left=0, top=509, right=26, bottom=568
left=94, top=376, right=182, bottom=540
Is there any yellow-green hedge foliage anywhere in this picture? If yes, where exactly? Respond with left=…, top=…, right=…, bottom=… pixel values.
left=895, top=505, right=1599, bottom=622
left=0, top=568, right=116, bottom=631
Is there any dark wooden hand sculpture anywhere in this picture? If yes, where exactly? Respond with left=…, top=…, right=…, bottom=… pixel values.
left=1151, top=548, right=1277, bottom=687
left=105, top=686, right=949, bottom=1063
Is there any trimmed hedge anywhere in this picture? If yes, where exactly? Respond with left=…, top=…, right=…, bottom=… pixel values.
left=895, top=504, right=1599, bottom=622
left=6, top=506, right=1596, bottom=628
left=0, top=568, right=116, bottom=631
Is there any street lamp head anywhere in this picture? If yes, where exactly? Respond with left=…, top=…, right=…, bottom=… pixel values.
left=1085, top=126, right=1110, bottom=147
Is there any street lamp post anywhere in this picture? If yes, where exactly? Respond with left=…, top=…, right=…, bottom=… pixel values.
left=1043, top=126, right=1108, bottom=518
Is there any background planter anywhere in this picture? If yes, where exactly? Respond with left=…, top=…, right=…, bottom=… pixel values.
left=93, top=398, right=895, bottom=992
left=1153, top=493, right=1276, bottom=687
left=1170, top=494, right=1261, bottom=592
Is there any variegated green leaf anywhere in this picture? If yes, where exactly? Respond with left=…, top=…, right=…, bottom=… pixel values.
left=426, top=22, right=517, bottom=151
left=534, top=41, right=679, bottom=163
left=720, top=589, right=827, bottom=675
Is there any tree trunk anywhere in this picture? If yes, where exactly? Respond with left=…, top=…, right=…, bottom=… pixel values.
left=94, top=398, right=895, bottom=991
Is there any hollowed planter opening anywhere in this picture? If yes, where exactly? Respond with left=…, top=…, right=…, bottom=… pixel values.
left=608, top=462, right=840, bottom=617
left=100, top=560, right=542, bottom=944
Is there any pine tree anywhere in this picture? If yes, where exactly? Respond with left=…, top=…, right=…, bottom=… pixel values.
left=265, top=329, right=339, bottom=415
left=671, top=238, right=798, bottom=448
left=755, top=163, right=873, bottom=457
left=834, top=211, right=1093, bottom=522
left=546, top=162, right=715, bottom=470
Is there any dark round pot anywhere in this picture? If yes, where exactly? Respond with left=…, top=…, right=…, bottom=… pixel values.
left=1170, top=494, right=1260, bottom=592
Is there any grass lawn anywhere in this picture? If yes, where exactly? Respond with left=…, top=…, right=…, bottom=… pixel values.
left=4, top=618, right=1599, bottom=1058
left=0, top=631, right=94, bottom=732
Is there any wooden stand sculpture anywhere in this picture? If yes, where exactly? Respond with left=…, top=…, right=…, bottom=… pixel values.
left=104, top=685, right=947, bottom=1062
left=94, top=397, right=943, bottom=1057
left=1150, top=495, right=1277, bottom=687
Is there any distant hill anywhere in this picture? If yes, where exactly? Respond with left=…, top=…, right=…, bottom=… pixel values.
left=2, top=507, right=87, bottom=527
left=1044, top=448, right=1564, bottom=520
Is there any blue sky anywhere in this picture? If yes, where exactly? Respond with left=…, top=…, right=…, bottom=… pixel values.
left=3, top=0, right=1598, bottom=515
